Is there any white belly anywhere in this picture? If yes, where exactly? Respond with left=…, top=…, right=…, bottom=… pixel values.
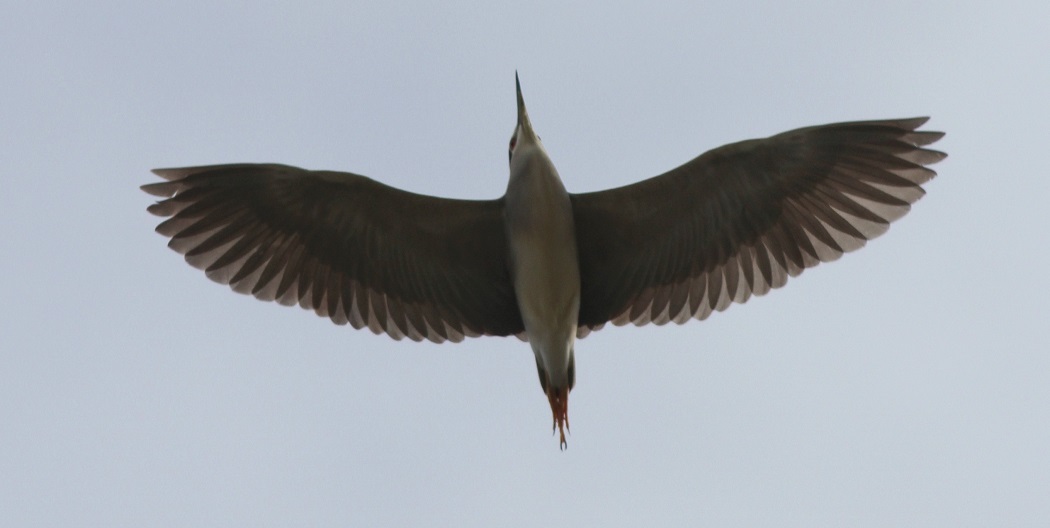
left=510, top=226, right=580, bottom=388
left=513, top=232, right=579, bottom=339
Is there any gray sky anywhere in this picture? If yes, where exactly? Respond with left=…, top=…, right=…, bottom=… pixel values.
left=3, top=1, right=1048, bottom=526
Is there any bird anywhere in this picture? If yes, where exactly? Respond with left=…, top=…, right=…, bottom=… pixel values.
left=142, top=74, right=945, bottom=449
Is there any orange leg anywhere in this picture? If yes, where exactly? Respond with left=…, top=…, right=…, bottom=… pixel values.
left=547, top=387, right=570, bottom=450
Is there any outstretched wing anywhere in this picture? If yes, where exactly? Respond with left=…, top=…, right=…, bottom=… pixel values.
left=571, top=117, right=945, bottom=335
left=143, top=163, right=524, bottom=342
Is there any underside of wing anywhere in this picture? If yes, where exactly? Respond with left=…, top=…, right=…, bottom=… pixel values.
left=143, top=163, right=524, bottom=343
left=571, top=117, right=945, bottom=336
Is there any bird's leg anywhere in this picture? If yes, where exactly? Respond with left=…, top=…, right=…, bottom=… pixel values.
left=547, top=387, right=570, bottom=450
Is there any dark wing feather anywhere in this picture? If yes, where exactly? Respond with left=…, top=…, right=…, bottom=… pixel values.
left=571, top=117, right=945, bottom=335
left=143, top=163, right=523, bottom=342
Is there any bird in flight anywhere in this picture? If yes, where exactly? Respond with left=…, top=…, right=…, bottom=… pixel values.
left=143, top=74, right=945, bottom=449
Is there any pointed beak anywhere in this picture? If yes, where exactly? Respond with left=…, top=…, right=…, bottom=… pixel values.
left=515, top=72, right=534, bottom=135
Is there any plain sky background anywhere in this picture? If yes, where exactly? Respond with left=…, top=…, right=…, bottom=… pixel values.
left=3, top=1, right=1048, bottom=526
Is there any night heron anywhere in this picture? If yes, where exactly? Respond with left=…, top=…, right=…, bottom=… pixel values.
left=142, top=74, right=945, bottom=449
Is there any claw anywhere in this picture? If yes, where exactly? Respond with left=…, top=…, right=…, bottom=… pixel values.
left=547, top=387, right=570, bottom=450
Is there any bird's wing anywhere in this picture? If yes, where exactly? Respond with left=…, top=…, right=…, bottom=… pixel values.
left=571, top=117, right=945, bottom=336
left=143, top=164, right=523, bottom=343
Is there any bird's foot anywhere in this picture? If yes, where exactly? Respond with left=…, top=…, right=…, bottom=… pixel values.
left=547, top=387, right=570, bottom=450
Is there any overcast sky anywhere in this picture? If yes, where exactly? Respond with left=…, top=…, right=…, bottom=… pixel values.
left=3, top=1, right=1049, bottom=526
